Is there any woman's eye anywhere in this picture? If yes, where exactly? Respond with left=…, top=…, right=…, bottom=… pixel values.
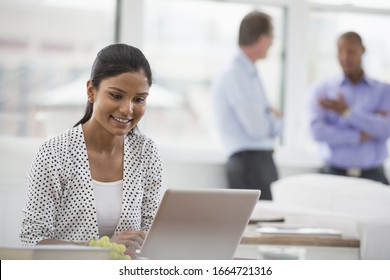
left=110, top=93, right=121, bottom=99
left=134, top=97, right=146, bottom=104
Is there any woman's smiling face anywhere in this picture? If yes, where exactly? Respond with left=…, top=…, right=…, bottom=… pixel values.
left=87, top=71, right=150, bottom=136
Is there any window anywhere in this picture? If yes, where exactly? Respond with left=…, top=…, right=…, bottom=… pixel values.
left=3, top=0, right=389, bottom=165
left=309, top=0, right=390, bottom=10
left=0, top=0, right=116, bottom=138
left=300, top=4, right=390, bottom=157
left=307, top=8, right=390, bottom=84
left=141, top=0, right=286, bottom=150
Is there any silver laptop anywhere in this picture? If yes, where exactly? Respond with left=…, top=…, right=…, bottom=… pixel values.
left=139, top=188, right=260, bottom=260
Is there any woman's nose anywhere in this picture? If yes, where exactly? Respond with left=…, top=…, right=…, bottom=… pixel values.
left=119, top=100, right=133, bottom=115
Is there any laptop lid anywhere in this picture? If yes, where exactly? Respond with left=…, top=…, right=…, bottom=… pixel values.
left=139, top=188, right=260, bottom=260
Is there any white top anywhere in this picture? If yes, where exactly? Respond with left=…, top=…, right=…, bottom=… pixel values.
left=92, top=179, right=123, bottom=237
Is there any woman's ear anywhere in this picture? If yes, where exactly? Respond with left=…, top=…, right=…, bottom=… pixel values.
left=87, top=80, right=95, bottom=103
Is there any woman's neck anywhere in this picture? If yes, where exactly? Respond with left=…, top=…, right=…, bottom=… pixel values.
left=82, top=121, right=123, bottom=155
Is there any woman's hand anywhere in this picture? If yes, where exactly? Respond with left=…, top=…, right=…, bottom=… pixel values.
left=110, top=230, right=146, bottom=251
left=110, top=230, right=146, bottom=259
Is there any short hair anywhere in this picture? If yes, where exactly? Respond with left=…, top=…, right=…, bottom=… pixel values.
left=238, top=11, right=272, bottom=46
left=338, top=31, right=364, bottom=47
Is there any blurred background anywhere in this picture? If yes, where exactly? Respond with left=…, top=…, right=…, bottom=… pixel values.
left=1, top=0, right=390, bottom=193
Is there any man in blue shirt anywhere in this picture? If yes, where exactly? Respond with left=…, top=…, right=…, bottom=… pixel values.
left=309, top=31, right=390, bottom=184
left=212, top=11, right=282, bottom=200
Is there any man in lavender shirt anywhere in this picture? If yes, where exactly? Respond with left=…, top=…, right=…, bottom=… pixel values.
left=309, top=31, right=390, bottom=184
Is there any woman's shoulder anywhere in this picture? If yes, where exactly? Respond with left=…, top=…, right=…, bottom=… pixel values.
left=39, top=125, right=83, bottom=150
left=125, top=129, right=160, bottom=154
left=126, top=128, right=153, bottom=143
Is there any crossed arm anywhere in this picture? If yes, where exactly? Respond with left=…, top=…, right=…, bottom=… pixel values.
left=312, top=92, right=390, bottom=144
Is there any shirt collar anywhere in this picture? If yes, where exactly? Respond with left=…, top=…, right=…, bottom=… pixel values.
left=234, top=48, right=258, bottom=77
left=339, top=72, right=374, bottom=87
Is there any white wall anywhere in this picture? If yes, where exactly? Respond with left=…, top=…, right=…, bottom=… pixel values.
left=0, top=137, right=43, bottom=246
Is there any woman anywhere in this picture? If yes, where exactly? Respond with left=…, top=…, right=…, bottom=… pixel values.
left=20, top=44, right=162, bottom=255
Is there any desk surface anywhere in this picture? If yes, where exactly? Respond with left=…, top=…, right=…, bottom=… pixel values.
left=241, top=225, right=360, bottom=248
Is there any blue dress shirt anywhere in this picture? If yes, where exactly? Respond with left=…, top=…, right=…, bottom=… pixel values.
left=211, top=49, right=282, bottom=157
left=309, top=74, right=390, bottom=169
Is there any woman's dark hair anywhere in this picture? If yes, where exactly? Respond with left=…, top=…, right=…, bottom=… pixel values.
left=74, top=43, right=153, bottom=126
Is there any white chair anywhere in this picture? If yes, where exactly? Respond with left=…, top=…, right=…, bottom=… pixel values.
left=269, top=173, right=390, bottom=259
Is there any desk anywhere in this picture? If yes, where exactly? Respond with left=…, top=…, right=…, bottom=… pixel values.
left=236, top=225, right=360, bottom=260
left=241, top=225, right=360, bottom=248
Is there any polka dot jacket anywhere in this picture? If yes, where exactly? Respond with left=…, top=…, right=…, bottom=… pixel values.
left=20, top=125, right=162, bottom=245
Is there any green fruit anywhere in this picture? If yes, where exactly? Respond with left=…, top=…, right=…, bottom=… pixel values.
left=88, top=236, right=132, bottom=260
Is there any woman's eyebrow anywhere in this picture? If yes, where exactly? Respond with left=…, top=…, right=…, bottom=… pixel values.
left=136, top=92, right=149, bottom=96
left=108, top=86, right=127, bottom=93
left=108, top=87, right=149, bottom=96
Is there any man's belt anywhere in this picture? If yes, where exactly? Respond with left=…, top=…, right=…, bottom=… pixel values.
left=327, top=166, right=383, bottom=177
